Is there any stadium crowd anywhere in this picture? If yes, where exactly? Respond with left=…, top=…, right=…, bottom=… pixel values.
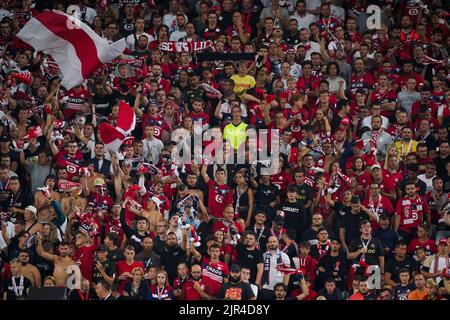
left=0, top=0, right=450, bottom=300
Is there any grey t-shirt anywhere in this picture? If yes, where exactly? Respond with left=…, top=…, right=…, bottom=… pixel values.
left=397, top=90, right=421, bottom=116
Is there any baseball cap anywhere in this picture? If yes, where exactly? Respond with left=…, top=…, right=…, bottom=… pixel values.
left=438, top=238, right=448, bottom=246
left=285, top=47, right=296, bottom=54
left=274, top=215, right=285, bottom=225
left=230, top=264, right=241, bottom=272
left=94, top=178, right=105, bottom=187
left=371, top=163, right=381, bottom=171
left=0, top=135, right=10, bottom=142
left=25, top=205, right=37, bottom=217
left=340, top=116, right=350, bottom=126
left=151, top=196, right=162, bottom=210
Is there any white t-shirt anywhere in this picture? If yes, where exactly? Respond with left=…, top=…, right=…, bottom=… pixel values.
left=169, top=30, right=187, bottom=42
left=418, top=174, right=435, bottom=192
left=361, top=115, right=390, bottom=129
left=219, top=102, right=248, bottom=118
left=426, top=255, right=450, bottom=284
left=262, top=250, right=290, bottom=290
left=142, top=137, right=164, bottom=164
left=291, top=12, right=316, bottom=31
left=330, top=4, right=345, bottom=21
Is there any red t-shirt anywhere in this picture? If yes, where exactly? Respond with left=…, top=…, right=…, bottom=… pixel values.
left=271, top=172, right=294, bottom=196
left=207, top=180, right=233, bottom=218
left=407, top=238, right=438, bottom=255
left=183, top=278, right=212, bottom=300
left=141, top=114, right=171, bottom=140
left=72, top=242, right=99, bottom=283
left=349, top=72, right=375, bottom=100
left=62, top=87, right=91, bottom=120
left=201, top=257, right=229, bottom=298
left=187, top=111, right=210, bottom=129
left=362, top=195, right=394, bottom=230
left=395, top=196, right=426, bottom=233
left=115, top=260, right=145, bottom=293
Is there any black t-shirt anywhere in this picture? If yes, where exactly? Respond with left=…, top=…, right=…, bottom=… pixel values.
left=3, top=276, right=32, bottom=300
left=310, top=243, right=332, bottom=261
left=385, top=256, right=419, bottom=283
left=34, top=254, right=54, bottom=279
left=219, top=281, right=255, bottom=300
left=1, top=189, right=33, bottom=213
left=332, top=202, right=352, bottom=233
left=295, top=183, right=313, bottom=208
left=434, top=154, right=450, bottom=177
left=245, top=225, right=271, bottom=253
left=107, top=248, right=124, bottom=263
left=119, top=18, right=135, bottom=37
left=235, top=243, right=263, bottom=284
left=92, top=92, right=117, bottom=117
left=0, top=150, right=19, bottom=164
left=316, top=252, right=347, bottom=290
left=255, top=184, right=279, bottom=219
left=92, top=259, right=115, bottom=284
left=278, top=200, right=306, bottom=236
left=159, top=245, right=187, bottom=282
left=348, top=237, right=384, bottom=265
left=339, top=211, right=370, bottom=245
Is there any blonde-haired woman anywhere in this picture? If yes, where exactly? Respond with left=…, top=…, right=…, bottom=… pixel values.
left=382, top=144, right=398, bottom=169
left=149, top=270, right=173, bottom=300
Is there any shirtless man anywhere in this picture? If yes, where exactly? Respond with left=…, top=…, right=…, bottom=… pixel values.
left=125, top=197, right=163, bottom=232
left=35, top=233, right=77, bottom=287
left=34, top=176, right=61, bottom=222
left=61, top=187, right=87, bottom=217
left=23, top=206, right=42, bottom=235
left=17, top=249, right=41, bottom=287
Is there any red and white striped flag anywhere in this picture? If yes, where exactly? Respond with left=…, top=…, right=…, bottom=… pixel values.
left=98, top=100, right=136, bottom=152
left=16, top=10, right=125, bottom=90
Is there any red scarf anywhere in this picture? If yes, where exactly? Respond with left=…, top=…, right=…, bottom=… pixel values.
left=159, top=41, right=214, bottom=53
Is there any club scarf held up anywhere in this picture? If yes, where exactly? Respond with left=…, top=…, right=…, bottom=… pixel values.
left=16, top=10, right=125, bottom=90
left=158, top=40, right=214, bottom=53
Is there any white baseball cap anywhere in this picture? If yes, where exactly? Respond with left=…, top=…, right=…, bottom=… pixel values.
left=25, top=205, right=37, bottom=217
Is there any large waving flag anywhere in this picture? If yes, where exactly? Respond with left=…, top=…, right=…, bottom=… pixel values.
left=98, top=101, right=136, bottom=152
left=17, top=10, right=125, bottom=90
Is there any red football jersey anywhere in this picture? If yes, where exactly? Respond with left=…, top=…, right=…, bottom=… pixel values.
left=201, top=257, right=229, bottom=298
left=207, top=180, right=233, bottom=218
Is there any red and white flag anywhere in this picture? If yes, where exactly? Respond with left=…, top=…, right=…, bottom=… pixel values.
left=16, top=10, right=125, bottom=90
left=58, top=180, right=82, bottom=192
left=98, top=100, right=136, bottom=152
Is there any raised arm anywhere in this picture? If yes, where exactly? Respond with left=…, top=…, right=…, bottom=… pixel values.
left=200, top=163, right=210, bottom=184
left=35, top=232, right=57, bottom=262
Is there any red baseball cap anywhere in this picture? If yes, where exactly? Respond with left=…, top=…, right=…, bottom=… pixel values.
left=340, top=117, right=350, bottom=126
